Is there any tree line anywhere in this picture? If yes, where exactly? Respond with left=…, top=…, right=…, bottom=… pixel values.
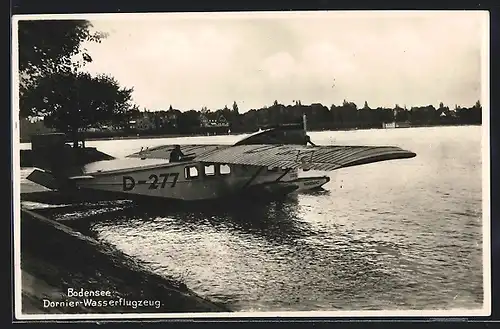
left=120, top=99, right=481, bottom=136
left=18, top=20, right=482, bottom=143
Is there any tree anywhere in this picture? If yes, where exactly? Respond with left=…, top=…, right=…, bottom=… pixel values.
left=471, top=100, right=482, bottom=124
left=18, top=19, right=106, bottom=94
left=177, top=110, right=200, bottom=134
left=20, top=71, right=134, bottom=147
left=126, top=105, right=141, bottom=118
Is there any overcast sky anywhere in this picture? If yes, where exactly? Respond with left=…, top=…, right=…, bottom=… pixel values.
left=77, top=11, right=487, bottom=112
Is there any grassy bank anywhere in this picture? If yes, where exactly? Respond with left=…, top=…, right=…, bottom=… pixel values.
left=20, top=207, right=229, bottom=314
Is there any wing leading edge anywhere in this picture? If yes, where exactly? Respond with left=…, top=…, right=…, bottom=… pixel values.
left=196, top=144, right=416, bottom=171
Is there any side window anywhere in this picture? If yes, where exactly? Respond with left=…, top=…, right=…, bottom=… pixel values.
left=204, top=164, right=215, bottom=176
left=219, top=164, right=231, bottom=175
left=184, top=166, right=199, bottom=179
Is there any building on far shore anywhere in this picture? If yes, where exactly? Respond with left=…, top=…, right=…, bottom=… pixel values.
left=199, top=113, right=229, bottom=128
left=382, top=121, right=411, bottom=129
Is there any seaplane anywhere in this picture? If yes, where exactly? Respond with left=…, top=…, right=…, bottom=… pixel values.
left=23, top=115, right=417, bottom=203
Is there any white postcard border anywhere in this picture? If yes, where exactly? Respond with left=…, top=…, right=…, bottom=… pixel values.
left=11, top=11, right=492, bottom=320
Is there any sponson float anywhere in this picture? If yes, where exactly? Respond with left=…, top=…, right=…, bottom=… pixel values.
left=24, top=116, right=416, bottom=202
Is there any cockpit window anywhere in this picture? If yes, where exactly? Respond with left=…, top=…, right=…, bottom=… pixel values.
left=185, top=166, right=199, bottom=179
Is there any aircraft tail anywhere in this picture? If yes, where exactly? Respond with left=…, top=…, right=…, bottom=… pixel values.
left=26, top=168, right=95, bottom=191
left=26, top=169, right=61, bottom=190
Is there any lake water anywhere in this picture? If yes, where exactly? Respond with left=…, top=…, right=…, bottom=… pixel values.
left=19, top=126, right=485, bottom=312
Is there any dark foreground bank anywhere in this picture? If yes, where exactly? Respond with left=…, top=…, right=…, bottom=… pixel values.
left=20, top=208, right=229, bottom=314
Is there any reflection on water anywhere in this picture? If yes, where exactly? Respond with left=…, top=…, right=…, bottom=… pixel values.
left=57, top=196, right=315, bottom=248
left=22, top=126, right=485, bottom=312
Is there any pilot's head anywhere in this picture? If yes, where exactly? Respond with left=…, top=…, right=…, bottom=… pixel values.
left=174, top=145, right=181, bottom=150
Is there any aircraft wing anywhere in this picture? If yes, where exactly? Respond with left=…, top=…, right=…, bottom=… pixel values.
left=195, top=144, right=416, bottom=171
left=127, top=144, right=232, bottom=159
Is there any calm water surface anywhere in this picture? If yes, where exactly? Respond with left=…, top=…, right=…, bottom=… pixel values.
left=20, top=126, right=484, bottom=312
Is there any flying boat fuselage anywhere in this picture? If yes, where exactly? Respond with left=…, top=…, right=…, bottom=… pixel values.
left=68, top=158, right=328, bottom=201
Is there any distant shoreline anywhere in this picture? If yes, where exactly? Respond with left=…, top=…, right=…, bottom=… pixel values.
left=19, top=123, right=480, bottom=144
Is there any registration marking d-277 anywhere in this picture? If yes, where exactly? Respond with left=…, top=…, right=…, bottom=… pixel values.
left=123, top=173, right=179, bottom=191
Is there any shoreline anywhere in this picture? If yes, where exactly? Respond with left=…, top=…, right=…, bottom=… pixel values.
left=19, top=204, right=229, bottom=315
left=19, top=124, right=480, bottom=144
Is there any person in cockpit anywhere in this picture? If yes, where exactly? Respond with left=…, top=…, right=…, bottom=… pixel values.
left=305, top=134, right=317, bottom=147
left=169, top=145, right=185, bottom=162
left=169, top=145, right=196, bottom=162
